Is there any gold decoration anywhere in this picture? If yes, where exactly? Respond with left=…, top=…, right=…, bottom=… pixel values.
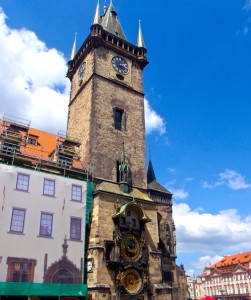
left=121, top=234, right=142, bottom=262
left=121, top=268, right=143, bottom=294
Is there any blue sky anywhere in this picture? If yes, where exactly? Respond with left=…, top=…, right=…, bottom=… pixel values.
left=1, top=0, right=251, bottom=276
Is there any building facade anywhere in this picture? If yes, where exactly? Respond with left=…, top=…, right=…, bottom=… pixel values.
left=202, top=251, right=251, bottom=300
left=187, top=252, right=251, bottom=300
left=67, top=2, right=186, bottom=300
left=0, top=115, right=92, bottom=299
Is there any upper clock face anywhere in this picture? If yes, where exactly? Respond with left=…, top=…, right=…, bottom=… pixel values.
left=111, top=56, right=129, bottom=74
left=121, top=234, right=142, bottom=262
left=78, top=62, right=86, bottom=81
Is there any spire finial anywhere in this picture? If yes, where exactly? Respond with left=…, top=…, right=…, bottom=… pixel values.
left=69, top=33, right=77, bottom=61
left=137, top=19, right=146, bottom=48
left=93, top=0, right=101, bottom=25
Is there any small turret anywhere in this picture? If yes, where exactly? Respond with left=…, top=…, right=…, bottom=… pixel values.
left=93, top=0, right=101, bottom=25
left=69, top=33, right=77, bottom=61
left=137, top=20, right=146, bottom=48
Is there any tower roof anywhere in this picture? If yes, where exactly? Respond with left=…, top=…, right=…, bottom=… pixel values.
left=69, top=33, right=77, bottom=61
left=147, top=159, right=156, bottom=184
left=147, top=159, right=172, bottom=194
left=93, top=0, right=101, bottom=25
left=137, top=20, right=146, bottom=48
left=100, top=1, right=127, bottom=40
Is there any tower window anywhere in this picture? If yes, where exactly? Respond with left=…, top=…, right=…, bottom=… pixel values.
left=114, top=108, right=124, bottom=131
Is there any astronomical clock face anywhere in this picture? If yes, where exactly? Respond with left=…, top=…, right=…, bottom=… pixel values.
left=121, top=234, right=142, bottom=262
left=121, top=268, right=143, bottom=295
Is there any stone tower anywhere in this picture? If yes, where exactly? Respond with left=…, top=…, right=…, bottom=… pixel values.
left=66, top=2, right=186, bottom=300
left=67, top=1, right=148, bottom=189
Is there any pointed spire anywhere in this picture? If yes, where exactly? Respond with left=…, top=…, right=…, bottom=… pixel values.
left=93, top=0, right=101, bottom=25
left=137, top=20, right=146, bottom=48
left=101, top=1, right=127, bottom=40
left=69, top=33, right=77, bottom=61
left=147, top=159, right=156, bottom=184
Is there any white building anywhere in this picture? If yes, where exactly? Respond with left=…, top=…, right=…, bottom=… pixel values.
left=0, top=115, right=92, bottom=299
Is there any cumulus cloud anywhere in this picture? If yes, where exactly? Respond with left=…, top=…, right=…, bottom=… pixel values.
left=0, top=8, right=69, bottom=134
left=144, top=98, right=166, bottom=135
left=173, top=202, right=251, bottom=255
left=170, top=188, right=189, bottom=200
left=186, top=255, right=223, bottom=277
left=202, top=169, right=250, bottom=190
left=0, top=8, right=165, bottom=136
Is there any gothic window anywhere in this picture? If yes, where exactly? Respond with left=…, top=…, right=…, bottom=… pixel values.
left=114, top=108, right=124, bottom=131
left=71, top=185, right=82, bottom=202
left=70, top=217, right=82, bottom=240
left=10, top=208, right=26, bottom=233
left=39, top=213, right=53, bottom=237
left=43, top=179, right=55, bottom=196
left=16, top=173, right=29, bottom=191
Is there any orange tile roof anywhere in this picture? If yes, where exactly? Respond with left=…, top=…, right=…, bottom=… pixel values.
left=210, top=251, right=251, bottom=269
left=1, top=121, right=84, bottom=170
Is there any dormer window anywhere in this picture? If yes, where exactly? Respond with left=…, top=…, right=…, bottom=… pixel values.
left=27, top=137, right=38, bottom=146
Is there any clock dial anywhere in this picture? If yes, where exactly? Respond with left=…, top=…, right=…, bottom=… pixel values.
left=121, top=269, right=143, bottom=295
left=78, top=62, right=86, bottom=81
left=87, top=260, right=93, bottom=272
left=121, top=234, right=142, bottom=262
left=111, top=56, right=129, bottom=74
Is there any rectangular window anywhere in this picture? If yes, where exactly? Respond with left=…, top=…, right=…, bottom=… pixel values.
left=114, top=109, right=123, bottom=130
left=39, top=213, right=53, bottom=237
left=27, top=137, right=38, bottom=145
left=71, top=185, right=82, bottom=202
left=43, top=179, right=55, bottom=196
left=16, top=173, right=29, bottom=191
left=70, top=218, right=81, bottom=240
left=10, top=208, right=26, bottom=233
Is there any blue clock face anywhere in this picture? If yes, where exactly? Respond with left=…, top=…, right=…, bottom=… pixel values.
left=78, top=62, right=86, bottom=81
left=111, top=56, right=129, bottom=74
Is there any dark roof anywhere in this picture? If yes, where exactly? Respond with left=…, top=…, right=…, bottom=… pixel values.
left=100, top=3, right=127, bottom=40
left=148, top=180, right=172, bottom=195
left=147, top=159, right=156, bottom=184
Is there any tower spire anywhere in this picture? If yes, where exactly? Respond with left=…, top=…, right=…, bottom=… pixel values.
left=147, top=158, right=156, bottom=184
left=93, top=0, right=101, bottom=25
left=69, top=33, right=77, bottom=61
left=137, top=20, right=146, bottom=48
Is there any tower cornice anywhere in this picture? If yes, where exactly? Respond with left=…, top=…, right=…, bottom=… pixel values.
left=67, top=24, right=148, bottom=80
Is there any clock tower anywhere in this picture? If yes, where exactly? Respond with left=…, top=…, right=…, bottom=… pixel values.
left=67, top=1, right=148, bottom=189
left=66, top=2, right=186, bottom=300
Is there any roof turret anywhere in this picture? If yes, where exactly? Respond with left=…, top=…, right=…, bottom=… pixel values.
left=93, top=0, right=101, bottom=25
left=137, top=20, right=146, bottom=48
left=100, top=1, right=127, bottom=40
left=69, top=33, right=77, bottom=61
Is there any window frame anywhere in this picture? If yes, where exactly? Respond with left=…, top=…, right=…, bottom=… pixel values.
left=114, top=108, right=124, bottom=131
left=39, top=212, right=53, bottom=237
left=16, top=173, right=30, bottom=192
left=10, top=208, right=26, bottom=233
left=70, top=217, right=82, bottom=241
left=43, top=178, right=55, bottom=197
left=71, top=185, right=82, bottom=202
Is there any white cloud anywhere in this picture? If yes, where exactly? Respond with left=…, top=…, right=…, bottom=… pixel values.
left=0, top=8, right=69, bottom=134
left=186, top=255, right=223, bottom=277
left=173, top=202, right=251, bottom=256
left=170, top=188, right=189, bottom=200
left=144, top=98, right=166, bottom=135
left=202, top=169, right=250, bottom=190
left=0, top=8, right=165, bottom=136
